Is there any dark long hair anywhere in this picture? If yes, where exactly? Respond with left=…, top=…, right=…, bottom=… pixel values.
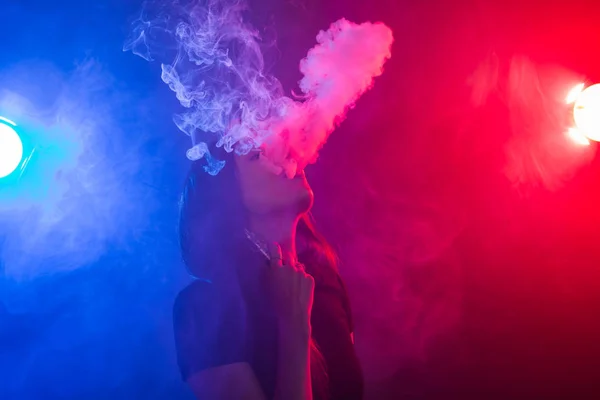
left=178, top=150, right=334, bottom=396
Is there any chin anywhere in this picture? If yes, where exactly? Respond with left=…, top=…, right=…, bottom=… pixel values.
left=294, top=172, right=314, bottom=212
left=296, top=186, right=314, bottom=214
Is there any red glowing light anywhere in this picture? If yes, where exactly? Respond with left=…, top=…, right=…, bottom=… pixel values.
left=573, top=84, right=600, bottom=142
left=567, top=127, right=590, bottom=146
left=566, top=83, right=585, bottom=104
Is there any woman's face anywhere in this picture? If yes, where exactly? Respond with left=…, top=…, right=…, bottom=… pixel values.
left=234, top=150, right=314, bottom=215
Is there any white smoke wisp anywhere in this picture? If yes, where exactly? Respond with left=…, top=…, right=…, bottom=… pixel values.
left=125, top=0, right=393, bottom=177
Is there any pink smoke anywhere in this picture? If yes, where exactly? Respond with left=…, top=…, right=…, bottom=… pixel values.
left=235, top=19, right=394, bottom=177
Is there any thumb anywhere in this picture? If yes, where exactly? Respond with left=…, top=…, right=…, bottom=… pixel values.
left=267, top=242, right=283, bottom=268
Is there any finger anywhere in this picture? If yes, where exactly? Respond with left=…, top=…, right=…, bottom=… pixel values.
left=302, top=271, right=314, bottom=285
left=282, top=253, right=295, bottom=268
left=303, top=273, right=315, bottom=294
left=302, top=275, right=315, bottom=307
left=267, top=242, right=283, bottom=268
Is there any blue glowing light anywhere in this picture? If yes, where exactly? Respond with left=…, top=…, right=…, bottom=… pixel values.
left=0, top=117, right=23, bottom=178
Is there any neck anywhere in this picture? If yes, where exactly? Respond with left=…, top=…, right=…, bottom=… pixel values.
left=248, top=212, right=301, bottom=263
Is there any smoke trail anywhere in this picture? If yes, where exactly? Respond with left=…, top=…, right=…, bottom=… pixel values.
left=0, top=60, right=154, bottom=280
left=125, top=0, right=393, bottom=177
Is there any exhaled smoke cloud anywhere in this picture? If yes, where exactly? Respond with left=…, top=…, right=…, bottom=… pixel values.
left=125, top=0, right=393, bottom=177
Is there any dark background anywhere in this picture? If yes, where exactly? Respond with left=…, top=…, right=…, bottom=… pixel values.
left=1, top=0, right=600, bottom=399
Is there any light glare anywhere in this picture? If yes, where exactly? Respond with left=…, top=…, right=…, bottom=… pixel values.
left=0, top=121, right=24, bottom=178
left=566, top=83, right=585, bottom=104
left=567, top=127, right=590, bottom=146
left=573, top=84, right=600, bottom=142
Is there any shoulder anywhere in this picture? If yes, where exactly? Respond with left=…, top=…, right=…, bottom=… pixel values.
left=173, top=280, right=218, bottom=321
left=173, top=281, right=216, bottom=340
left=173, top=279, right=244, bottom=336
left=172, top=280, right=249, bottom=379
left=174, top=280, right=215, bottom=310
left=173, top=279, right=244, bottom=325
left=174, top=277, right=247, bottom=318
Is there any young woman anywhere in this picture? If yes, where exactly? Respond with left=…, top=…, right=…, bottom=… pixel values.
left=174, top=147, right=363, bottom=399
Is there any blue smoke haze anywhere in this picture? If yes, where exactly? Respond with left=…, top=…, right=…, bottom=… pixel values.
left=0, top=1, right=194, bottom=398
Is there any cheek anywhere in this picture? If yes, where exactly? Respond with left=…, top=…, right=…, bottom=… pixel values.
left=237, top=167, right=277, bottom=209
left=245, top=182, right=275, bottom=205
left=236, top=158, right=310, bottom=212
left=242, top=176, right=300, bottom=212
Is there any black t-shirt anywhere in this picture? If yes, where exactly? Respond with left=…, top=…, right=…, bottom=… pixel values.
left=173, top=260, right=364, bottom=399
